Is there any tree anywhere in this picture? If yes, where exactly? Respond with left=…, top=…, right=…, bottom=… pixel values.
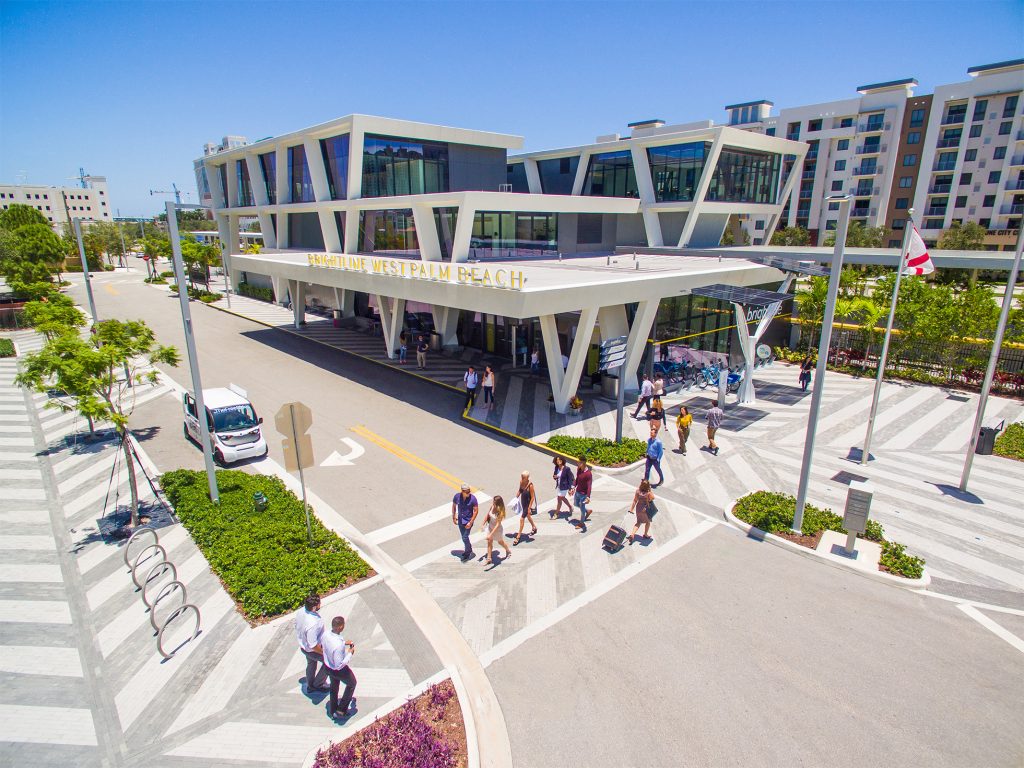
left=15, top=318, right=180, bottom=527
left=22, top=294, right=86, bottom=341
left=770, top=226, right=811, bottom=246
left=823, top=221, right=887, bottom=248
left=14, top=223, right=65, bottom=280
left=179, top=235, right=220, bottom=290
left=0, top=203, right=49, bottom=231
left=794, top=268, right=871, bottom=351
left=937, top=221, right=987, bottom=251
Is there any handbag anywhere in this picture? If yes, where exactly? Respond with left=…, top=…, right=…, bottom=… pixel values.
left=646, top=498, right=659, bottom=519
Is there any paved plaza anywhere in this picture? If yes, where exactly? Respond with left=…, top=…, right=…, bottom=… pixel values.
left=0, top=271, right=1022, bottom=767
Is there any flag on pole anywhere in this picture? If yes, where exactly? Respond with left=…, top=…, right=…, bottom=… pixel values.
left=902, top=226, right=934, bottom=275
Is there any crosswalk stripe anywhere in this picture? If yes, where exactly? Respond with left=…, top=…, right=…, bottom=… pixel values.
left=0, top=469, right=42, bottom=480
left=0, top=599, right=72, bottom=624
left=525, top=555, right=558, bottom=627
left=0, top=704, right=97, bottom=746
left=829, top=387, right=936, bottom=448
left=933, top=398, right=1021, bottom=452
left=459, top=585, right=498, bottom=657
left=0, top=534, right=55, bottom=550
left=59, top=452, right=118, bottom=495
left=0, top=564, right=63, bottom=583
left=880, top=396, right=969, bottom=450
left=498, top=375, right=523, bottom=435
left=0, top=646, right=83, bottom=677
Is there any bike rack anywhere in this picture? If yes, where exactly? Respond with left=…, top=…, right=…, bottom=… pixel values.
left=123, top=527, right=202, bottom=657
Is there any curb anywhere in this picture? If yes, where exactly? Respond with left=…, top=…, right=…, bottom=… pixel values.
left=723, top=503, right=930, bottom=589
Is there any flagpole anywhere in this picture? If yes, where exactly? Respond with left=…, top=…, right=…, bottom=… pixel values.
left=960, top=226, right=1024, bottom=491
left=860, top=210, right=915, bottom=465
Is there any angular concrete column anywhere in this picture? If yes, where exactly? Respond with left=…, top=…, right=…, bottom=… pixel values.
left=290, top=280, right=306, bottom=328
left=333, top=287, right=355, bottom=318
left=318, top=209, right=342, bottom=252
left=256, top=211, right=277, bottom=248
left=541, top=309, right=599, bottom=414
left=619, top=300, right=659, bottom=393
left=412, top=203, right=442, bottom=261
left=450, top=203, right=475, bottom=263
left=344, top=209, right=360, bottom=254
left=271, top=275, right=288, bottom=306
left=376, top=294, right=406, bottom=359
left=733, top=274, right=794, bottom=405
left=432, top=305, right=460, bottom=347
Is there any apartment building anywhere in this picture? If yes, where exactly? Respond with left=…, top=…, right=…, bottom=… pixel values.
left=729, top=58, right=1024, bottom=249
left=0, top=175, right=112, bottom=231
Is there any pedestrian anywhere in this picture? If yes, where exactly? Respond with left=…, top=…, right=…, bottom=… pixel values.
left=481, top=495, right=512, bottom=565
left=530, top=347, right=540, bottom=375
left=295, top=593, right=329, bottom=694
left=631, top=373, right=654, bottom=418
left=551, top=455, right=575, bottom=519
left=560, top=353, right=569, bottom=370
left=451, top=484, right=479, bottom=561
left=799, top=355, right=813, bottom=391
left=675, top=405, right=692, bottom=455
left=512, top=470, right=538, bottom=545
left=647, top=397, right=665, bottom=435
left=416, top=334, right=429, bottom=369
left=482, top=365, right=496, bottom=411
left=572, top=456, right=593, bottom=532
left=628, top=479, right=656, bottom=544
left=398, top=331, right=408, bottom=365
left=706, top=400, right=724, bottom=455
left=463, top=365, right=479, bottom=409
left=321, top=615, right=357, bottom=720
left=644, top=425, right=665, bottom=486
left=653, top=374, right=665, bottom=399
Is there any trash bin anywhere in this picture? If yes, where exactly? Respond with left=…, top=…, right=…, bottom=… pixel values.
left=332, top=309, right=341, bottom=328
left=976, top=425, right=999, bottom=455
left=430, top=330, right=443, bottom=351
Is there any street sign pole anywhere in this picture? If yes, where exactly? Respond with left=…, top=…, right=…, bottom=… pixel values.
left=289, top=403, right=314, bottom=545
left=615, top=362, right=625, bottom=443
left=600, top=335, right=629, bottom=444
left=73, top=218, right=99, bottom=324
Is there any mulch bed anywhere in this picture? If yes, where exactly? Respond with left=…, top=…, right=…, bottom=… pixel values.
left=769, top=529, right=824, bottom=550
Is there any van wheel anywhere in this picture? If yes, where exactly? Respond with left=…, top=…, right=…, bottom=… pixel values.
left=213, top=449, right=225, bottom=466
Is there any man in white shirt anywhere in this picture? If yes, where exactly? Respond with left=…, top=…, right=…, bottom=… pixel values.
left=631, top=374, right=654, bottom=419
left=322, top=615, right=358, bottom=719
left=295, top=594, right=329, bottom=692
left=464, top=366, right=479, bottom=409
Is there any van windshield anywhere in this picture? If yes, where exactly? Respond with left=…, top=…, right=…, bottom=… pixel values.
left=211, top=404, right=258, bottom=432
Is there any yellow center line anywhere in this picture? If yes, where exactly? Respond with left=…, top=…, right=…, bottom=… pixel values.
left=103, top=283, right=119, bottom=296
left=351, top=425, right=470, bottom=492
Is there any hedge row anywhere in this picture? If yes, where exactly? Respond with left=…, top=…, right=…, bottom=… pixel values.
left=238, top=282, right=275, bottom=302
left=0, top=338, right=15, bottom=358
left=994, top=422, right=1024, bottom=461
left=160, top=469, right=371, bottom=620
left=544, top=435, right=646, bottom=467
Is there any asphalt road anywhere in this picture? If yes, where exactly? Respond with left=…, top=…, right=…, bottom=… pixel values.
left=68, top=266, right=1024, bottom=767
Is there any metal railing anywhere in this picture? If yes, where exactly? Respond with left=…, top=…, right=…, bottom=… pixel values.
left=1010, top=155, right=1024, bottom=166
left=1017, top=130, right=1024, bottom=141
left=786, top=132, right=801, bottom=141
left=851, top=166, right=879, bottom=175
left=1000, top=203, right=1024, bottom=215
left=929, top=183, right=952, bottom=194
left=124, top=527, right=201, bottom=659
left=858, top=121, right=889, bottom=133
left=933, top=162, right=958, bottom=172
left=853, top=187, right=876, bottom=197
left=1005, top=180, right=1024, bottom=190
left=801, top=170, right=816, bottom=179
left=937, top=137, right=961, bottom=148
left=805, top=150, right=819, bottom=159
left=856, top=144, right=886, bottom=154
left=941, top=114, right=966, bottom=125
left=923, top=206, right=949, bottom=217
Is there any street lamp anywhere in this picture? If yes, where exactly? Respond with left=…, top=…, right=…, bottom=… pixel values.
left=793, top=195, right=852, bottom=533
left=73, top=218, right=99, bottom=323
left=166, top=201, right=220, bottom=504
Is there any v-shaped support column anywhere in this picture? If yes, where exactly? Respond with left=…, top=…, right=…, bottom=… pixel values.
left=540, top=308, right=599, bottom=413
left=734, top=273, right=794, bottom=404
left=376, top=294, right=406, bottom=359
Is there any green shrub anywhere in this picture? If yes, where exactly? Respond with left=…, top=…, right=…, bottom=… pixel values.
left=66, top=264, right=83, bottom=273
left=0, top=338, right=15, bottom=358
left=144, top=276, right=167, bottom=284
left=168, top=283, right=221, bottom=302
left=994, top=422, right=1024, bottom=461
left=544, top=435, right=646, bottom=467
left=160, top=270, right=175, bottom=278
left=160, top=469, right=371, bottom=620
left=880, top=540, right=925, bottom=579
left=238, top=282, right=275, bottom=302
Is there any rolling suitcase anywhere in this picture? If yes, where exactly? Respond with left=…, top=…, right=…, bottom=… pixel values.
left=602, top=512, right=632, bottom=552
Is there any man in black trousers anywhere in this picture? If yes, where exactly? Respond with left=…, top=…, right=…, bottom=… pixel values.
left=322, top=615, right=358, bottom=720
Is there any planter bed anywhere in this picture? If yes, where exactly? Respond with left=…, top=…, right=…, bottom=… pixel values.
left=544, top=435, right=647, bottom=467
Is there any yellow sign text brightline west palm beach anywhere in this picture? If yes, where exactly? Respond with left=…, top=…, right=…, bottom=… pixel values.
left=306, top=253, right=526, bottom=290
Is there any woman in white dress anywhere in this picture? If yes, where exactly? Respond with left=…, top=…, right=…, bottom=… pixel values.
left=482, top=495, right=512, bottom=565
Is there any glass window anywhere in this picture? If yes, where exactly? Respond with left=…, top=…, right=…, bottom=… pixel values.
left=361, top=134, right=449, bottom=198
left=236, top=159, right=253, bottom=207
left=196, top=165, right=211, bottom=203
left=955, top=195, right=967, bottom=208
left=960, top=173, right=973, bottom=184
left=902, top=154, right=917, bottom=166
left=357, top=209, right=418, bottom=254
left=831, top=180, right=843, bottom=191
left=965, top=148, right=978, bottom=161
left=892, top=218, right=906, bottom=230
left=969, top=124, right=982, bottom=138
left=980, top=217, right=991, bottom=228
left=1004, top=95, right=1019, bottom=118
left=217, top=164, right=228, bottom=207
left=765, top=127, right=776, bottom=136
left=840, top=117, right=854, bottom=128
left=506, top=163, right=529, bottom=193
left=705, top=146, right=781, bottom=204
left=582, top=150, right=639, bottom=198
left=910, top=109, right=925, bottom=128
left=973, top=100, right=988, bottom=121
left=258, top=151, right=277, bottom=204
left=646, top=142, right=709, bottom=201
left=988, top=171, right=1001, bottom=184
left=994, top=146, right=1007, bottom=160
left=899, top=176, right=913, bottom=188
left=907, top=131, right=920, bottom=145
left=470, top=211, right=557, bottom=258
left=895, top=198, right=909, bottom=209
left=288, top=145, right=314, bottom=203
left=808, top=119, right=822, bottom=132
left=835, top=159, right=846, bottom=171
left=828, top=202, right=840, bottom=211
left=837, top=138, right=849, bottom=151
left=983, top=195, right=995, bottom=207
left=825, top=220, right=837, bottom=231
left=320, top=134, right=350, bottom=200
left=999, top=121, right=1012, bottom=135
left=537, top=156, right=579, bottom=195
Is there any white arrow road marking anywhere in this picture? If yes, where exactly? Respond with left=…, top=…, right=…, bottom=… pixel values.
left=320, top=437, right=365, bottom=467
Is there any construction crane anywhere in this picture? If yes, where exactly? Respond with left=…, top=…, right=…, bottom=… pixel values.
left=65, top=167, right=89, bottom=188
left=150, top=183, right=184, bottom=205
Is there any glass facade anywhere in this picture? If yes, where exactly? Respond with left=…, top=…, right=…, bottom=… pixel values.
left=320, top=134, right=350, bottom=200
left=581, top=150, right=639, bottom=198
left=288, top=145, right=314, bottom=203
left=537, top=156, right=579, bottom=195
left=361, top=134, right=449, bottom=197
left=236, top=159, right=253, bottom=207
left=258, top=151, right=277, bottom=204
left=433, top=207, right=459, bottom=260
left=506, top=163, right=529, bottom=192
left=705, top=147, right=781, bottom=204
left=647, top=142, right=710, bottom=202
left=357, top=209, right=419, bottom=255
left=470, top=211, right=557, bottom=258
left=217, top=164, right=228, bottom=207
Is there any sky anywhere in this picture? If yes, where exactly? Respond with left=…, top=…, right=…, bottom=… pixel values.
left=1, top=0, right=1022, bottom=217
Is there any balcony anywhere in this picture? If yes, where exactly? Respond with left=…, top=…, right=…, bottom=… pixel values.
left=805, top=149, right=819, bottom=159
left=933, top=161, right=958, bottom=172
left=851, top=165, right=879, bottom=176
left=858, top=121, right=889, bottom=133
left=936, top=137, right=961, bottom=148
left=1000, top=204, right=1024, bottom=215
left=923, top=206, right=949, bottom=217
left=941, top=114, right=966, bottom=125
left=856, top=143, right=886, bottom=155
left=850, top=207, right=876, bottom=218
left=1006, top=180, right=1024, bottom=190
left=801, top=170, right=816, bottom=179
left=1017, top=130, right=1024, bottom=141
left=1010, top=155, right=1024, bottom=166
left=786, top=132, right=801, bottom=141
left=853, top=187, right=877, bottom=197
left=929, top=183, right=952, bottom=194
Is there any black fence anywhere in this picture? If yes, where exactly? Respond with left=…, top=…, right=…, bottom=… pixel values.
left=0, top=306, right=27, bottom=331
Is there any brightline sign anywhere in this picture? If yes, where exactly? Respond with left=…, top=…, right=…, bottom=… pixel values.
left=306, top=253, right=527, bottom=291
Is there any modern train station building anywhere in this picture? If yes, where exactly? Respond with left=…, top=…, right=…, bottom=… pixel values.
left=195, top=115, right=806, bottom=411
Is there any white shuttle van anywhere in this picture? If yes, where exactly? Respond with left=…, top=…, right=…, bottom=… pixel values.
left=182, top=384, right=268, bottom=465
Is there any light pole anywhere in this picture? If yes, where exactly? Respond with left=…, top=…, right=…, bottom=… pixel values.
left=793, top=195, right=852, bottom=533
left=73, top=218, right=99, bottom=323
left=960, top=226, right=1024, bottom=491
left=166, top=201, right=220, bottom=504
